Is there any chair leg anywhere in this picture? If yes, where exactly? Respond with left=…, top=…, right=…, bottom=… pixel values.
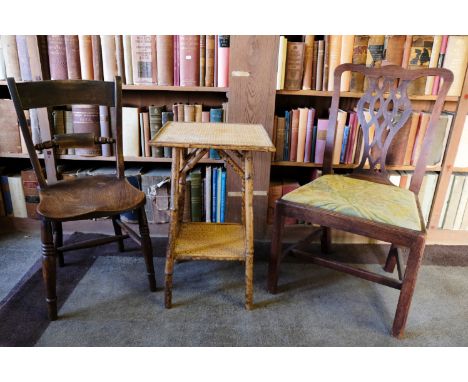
left=137, top=207, right=156, bottom=292
left=53, top=222, right=64, bottom=267
left=112, top=216, right=125, bottom=252
left=320, top=227, right=332, bottom=254
left=267, top=206, right=285, bottom=294
left=383, top=244, right=398, bottom=273
left=41, top=220, right=57, bottom=321
left=165, top=261, right=174, bottom=309
left=392, top=237, right=425, bottom=338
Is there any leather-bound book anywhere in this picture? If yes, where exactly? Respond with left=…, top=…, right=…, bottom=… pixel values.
left=177, top=103, right=184, bottom=122
left=432, top=35, right=448, bottom=95
left=364, top=35, right=385, bottom=89
left=174, top=36, right=180, bottom=86
left=424, top=36, right=443, bottom=95
left=122, top=107, right=140, bottom=157
left=289, top=109, right=300, bottom=161
left=47, top=35, right=68, bottom=80
left=302, top=35, right=315, bottom=90
left=162, top=111, right=174, bottom=158
left=78, top=35, right=93, bottom=80
left=296, top=108, right=309, bottom=163
left=194, top=104, right=203, bottom=122
left=401, top=35, right=413, bottom=68
left=172, top=103, right=178, bottom=121
left=382, top=35, right=406, bottom=67
left=349, top=35, right=369, bottom=92
left=156, top=35, right=174, bottom=86
left=339, top=35, right=354, bottom=91
left=190, top=169, right=202, bottom=222
left=142, top=111, right=150, bottom=157
left=123, top=35, right=133, bottom=85
left=100, top=35, right=118, bottom=81
left=199, top=35, right=206, bottom=86
left=315, top=39, right=324, bottom=91
left=275, top=117, right=285, bottom=162
left=443, top=36, right=468, bottom=97
left=311, top=41, right=318, bottom=90
left=131, top=35, right=153, bottom=84
left=217, top=35, right=230, bottom=87
left=322, top=35, right=329, bottom=91
left=214, top=35, right=218, bottom=87
left=36, top=35, right=50, bottom=80
left=0, top=99, right=21, bottom=153
left=179, top=35, right=200, bottom=87
left=407, top=36, right=434, bottom=95
left=115, top=35, right=126, bottom=84
left=386, top=113, right=414, bottom=165
left=16, top=35, right=32, bottom=81
left=314, top=119, right=329, bottom=164
left=64, top=35, right=81, bottom=79
left=184, top=104, right=196, bottom=122
left=205, top=35, right=215, bottom=87
left=99, top=106, right=112, bottom=157
left=151, top=35, right=158, bottom=84
left=2, top=35, right=22, bottom=80
left=149, top=105, right=164, bottom=157
left=284, top=42, right=305, bottom=90
left=304, top=108, right=316, bottom=162
left=71, top=105, right=101, bottom=156
left=91, top=35, right=103, bottom=80
left=327, top=35, right=342, bottom=91
left=21, top=169, right=40, bottom=219
left=202, top=111, right=210, bottom=122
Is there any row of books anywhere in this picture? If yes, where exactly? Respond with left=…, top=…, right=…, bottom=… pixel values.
left=0, top=35, right=230, bottom=87
left=439, top=173, right=468, bottom=230
left=276, top=35, right=468, bottom=96
left=0, top=98, right=227, bottom=159
left=267, top=170, right=438, bottom=226
left=0, top=165, right=227, bottom=224
left=273, top=108, right=454, bottom=167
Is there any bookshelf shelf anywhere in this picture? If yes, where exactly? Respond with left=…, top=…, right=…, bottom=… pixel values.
left=271, top=161, right=442, bottom=172
left=276, top=89, right=460, bottom=102
left=122, top=84, right=229, bottom=92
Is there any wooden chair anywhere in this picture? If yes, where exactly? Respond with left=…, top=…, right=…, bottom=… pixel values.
left=7, top=76, right=157, bottom=320
left=267, top=64, right=453, bottom=338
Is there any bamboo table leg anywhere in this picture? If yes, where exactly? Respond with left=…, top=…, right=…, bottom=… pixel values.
left=244, top=150, right=254, bottom=310
left=165, top=147, right=181, bottom=309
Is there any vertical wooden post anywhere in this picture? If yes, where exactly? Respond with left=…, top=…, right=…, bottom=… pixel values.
left=177, top=149, right=187, bottom=224
left=41, top=219, right=57, bottom=320
left=244, top=150, right=254, bottom=309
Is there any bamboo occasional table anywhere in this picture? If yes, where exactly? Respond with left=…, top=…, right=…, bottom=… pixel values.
left=150, top=122, right=275, bottom=309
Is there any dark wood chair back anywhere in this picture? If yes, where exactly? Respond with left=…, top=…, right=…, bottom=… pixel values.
left=6, top=77, right=124, bottom=189
left=323, top=64, right=453, bottom=195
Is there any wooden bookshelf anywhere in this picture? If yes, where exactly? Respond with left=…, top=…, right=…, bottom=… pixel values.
left=271, top=161, right=442, bottom=172
left=122, top=84, right=228, bottom=92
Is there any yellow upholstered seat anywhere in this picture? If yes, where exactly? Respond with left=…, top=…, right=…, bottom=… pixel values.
left=282, top=174, right=422, bottom=231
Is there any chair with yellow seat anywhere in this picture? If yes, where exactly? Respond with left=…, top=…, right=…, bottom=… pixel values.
left=267, top=63, right=453, bottom=338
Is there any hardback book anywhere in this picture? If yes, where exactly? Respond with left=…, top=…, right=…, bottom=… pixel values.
left=460, top=196, right=468, bottom=230
left=339, top=35, right=354, bottom=91
left=314, top=119, right=329, bottom=164
left=401, top=35, right=413, bottom=68
left=432, top=35, right=449, bottom=95
left=443, top=36, right=468, bottom=97
left=156, top=35, right=174, bottom=86
left=209, top=108, right=223, bottom=159
left=322, top=35, right=329, bottom=91
left=284, top=42, right=305, bottom=90
left=72, top=105, right=101, bottom=156
left=442, top=174, right=465, bottom=229
left=332, top=110, right=348, bottom=164
left=100, top=35, right=118, bottom=81
left=217, top=35, right=230, bottom=87
left=214, top=35, right=218, bottom=87
left=26, top=35, right=47, bottom=81
left=340, top=125, right=350, bottom=163
left=275, top=117, right=286, bottom=162
left=424, top=35, right=442, bottom=95
left=296, top=108, right=309, bottom=163
left=184, top=104, right=196, bottom=122
left=99, top=106, right=112, bottom=157
left=381, top=35, right=406, bottom=67
left=174, top=36, right=180, bottom=86
left=386, top=113, right=413, bottom=165
left=0, top=37, right=6, bottom=80
left=151, top=36, right=157, bottom=85
left=403, top=112, right=421, bottom=165
left=276, top=36, right=287, bottom=90
left=140, top=168, right=171, bottom=223
left=349, top=35, right=369, bottom=92
left=149, top=106, right=164, bottom=157
left=427, top=112, right=454, bottom=166
left=16, top=35, right=32, bottom=81
left=211, top=167, right=218, bottom=222
left=194, top=104, right=203, bottom=122
left=91, top=35, right=103, bottom=80
left=21, top=169, right=40, bottom=219
left=177, top=103, right=184, bottom=122
left=289, top=109, right=300, bottom=162
left=327, top=35, right=342, bottom=91
left=179, top=35, right=200, bottom=87
left=47, top=35, right=68, bottom=80
left=454, top=176, right=468, bottom=229
left=454, top=116, right=468, bottom=167
left=202, top=111, right=210, bottom=122
left=302, top=35, right=315, bottom=90
left=205, top=35, right=215, bottom=87
left=141, top=110, right=150, bottom=157
left=311, top=40, right=319, bottom=90
left=216, top=167, right=222, bottom=222
left=365, top=35, right=385, bottom=68
left=122, top=107, right=140, bottom=157
left=0, top=173, right=13, bottom=216
left=283, top=111, right=290, bottom=160
left=115, top=35, right=126, bottom=84
left=345, top=112, right=358, bottom=164
left=411, top=112, right=431, bottom=165
left=8, top=174, right=27, bottom=218
left=190, top=169, right=202, bottom=222
left=162, top=111, right=174, bottom=158
left=122, top=35, right=133, bottom=85
left=267, top=181, right=283, bottom=224
left=131, top=35, right=153, bottom=84
left=199, top=35, right=206, bottom=86
left=282, top=180, right=300, bottom=224
left=2, top=35, right=22, bottom=80
left=78, top=35, right=93, bottom=80
left=311, top=124, right=318, bottom=163
left=64, top=110, right=74, bottom=155
left=406, top=35, right=434, bottom=95
left=304, top=108, right=316, bottom=162
left=0, top=99, right=21, bottom=153
left=64, top=35, right=81, bottom=79
left=205, top=166, right=212, bottom=222
left=220, top=169, right=227, bottom=223
left=52, top=110, right=66, bottom=154
left=315, top=39, right=325, bottom=91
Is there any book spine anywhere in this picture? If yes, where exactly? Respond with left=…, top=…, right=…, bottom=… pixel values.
left=0, top=176, right=13, bottom=216
left=122, top=107, right=140, bottom=157
left=174, top=35, right=180, bottom=86
left=179, top=35, right=200, bottom=86
left=148, top=106, right=164, bottom=157
left=184, top=104, right=196, bottom=122
left=21, top=169, right=40, bottom=219
left=431, top=35, right=449, bottom=95
left=194, top=104, right=203, bottom=122
left=212, top=168, right=218, bottom=222
left=78, top=35, right=94, bottom=80
left=220, top=169, right=226, bottom=223
left=72, top=105, right=101, bottom=156
left=100, top=35, right=118, bottom=81
left=8, top=175, right=27, bottom=218
left=424, top=35, right=443, bottom=95
left=131, top=35, right=153, bottom=84
left=217, top=35, right=230, bottom=87
left=401, top=35, right=413, bottom=68
left=322, top=35, right=329, bottom=91
left=303, top=109, right=315, bottom=162
left=64, top=35, right=81, bottom=79
left=327, top=35, right=342, bottom=91
left=302, top=35, right=314, bottom=90
left=99, top=106, right=112, bottom=157
left=36, top=35, right=51, bottom=80
left=16, top=35, right=32, bottom=81
left=339, top=35, right=354, bottom=91
left=199, top=35, right=206, bottom=86
left=205, top=35, right=215, bottom=87
left=209, top=108, right=223, bottom=159
left=2, top=35, right=22, bottom=80
left=115, top=35, right=126, bottom=84
left=151, top=35, right=158, bottom=85
left=214, top=35, right=218, bottom=87
left=156, top=35, right=174, bottom=86
left=315, top=40, right=324, bottom=91
left=91, top=35, right=103, bottom=80
left=142, top=111, right=150, bottom=157
left=296, top=108, right=309, bottom=162
left=284, top=42, right=305, bottom=90
left=47, top=35, right=68, bottom=80
left=190, top=171, right=202, bottom=222
left=311, top=41, right=319, bottom=90
left=0, top=36, right=6, bottom=80
left=162, top=111, right=174, bottom=158
left=315, top=119, right=328, bottom=164
left=205, top=166, right=211, bottom=222
left=216, top=167, right=222, bottom=222
left=123, top=35, right=133, bottom=85
left=284, top=111, right=290, bottom=160
left=340, top=125, right=350, bottom=163
left=349, top=35, right=369, bottom=92
left=289, top=109, right=299, bottom=161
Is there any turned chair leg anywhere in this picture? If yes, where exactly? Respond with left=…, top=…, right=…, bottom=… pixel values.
left=392, top=237, right=425, bottom=338
left=137, top=207, right=156, bottom=292
left=320, top=226, right=332, bottom=254
left=41, top=220, right=57, bottom=320
left=53, top=221, right=64, bottom=267
left=267, top=205, right=285, bottom=294
left=384, top=244, right=398, bottom=273
left=112, top=216, right=125, bottom=252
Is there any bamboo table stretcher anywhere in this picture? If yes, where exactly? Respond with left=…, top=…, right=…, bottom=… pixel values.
left=150, top=122, right=275, bottom=309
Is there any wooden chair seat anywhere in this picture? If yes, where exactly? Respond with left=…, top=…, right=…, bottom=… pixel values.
left=37, top=175, right=146, bottom=221
left=282, top=174, right=423, bottom=231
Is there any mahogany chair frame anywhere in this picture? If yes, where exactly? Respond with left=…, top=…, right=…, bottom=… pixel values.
left=267, top=64, right=454, bottom=338
left=7, top=76, right=156, bottom=320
